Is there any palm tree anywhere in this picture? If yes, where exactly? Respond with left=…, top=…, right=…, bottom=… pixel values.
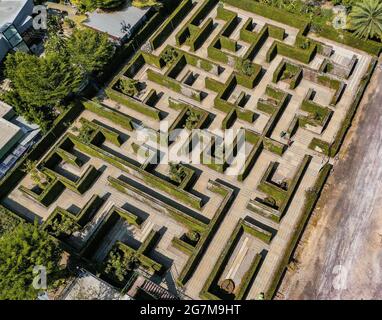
left=348, top=0, right=382, bottom=40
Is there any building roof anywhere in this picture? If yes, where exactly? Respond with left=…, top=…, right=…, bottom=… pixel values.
left=0, top=117, right=22, bottom=158
left=0, top=100, right=14, bottom=119
left=0, top=0, right=30, bottom=27
left=83, top=5, right=149, bottom=41
left=61, top=271, right=132, bottom=300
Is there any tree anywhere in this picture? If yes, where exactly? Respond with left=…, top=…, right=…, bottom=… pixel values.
left=104, top=248, right=137, bottom=282
left=71, top=0, right=127, bottom=12
left=65, top=28, right=115, bottom=75
left=0, top=90, right=54, bottom=133
left=22, top=160, right=50, bottom=189
left=169, top=163, right=187, bottom=184
left=349, top=0, right=382, bottom=40
left=5, top=52, right=82, bottom=108
left=132, top=0, right=160, bottom=8
left=0, top=221, right=63, bottom=300
left=118, top=78, right=140, bottom=96
left=46, top=215, right=80, bottom=238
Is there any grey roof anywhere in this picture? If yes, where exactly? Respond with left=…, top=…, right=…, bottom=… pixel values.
left=0, top=0, right=30, bottom=27
left=0, top=100, right=14, bottom=119
left=83, top=5, right=149, bottom=41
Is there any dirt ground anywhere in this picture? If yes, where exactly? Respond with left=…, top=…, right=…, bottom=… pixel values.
left=278, top=62, right=382, bottom=300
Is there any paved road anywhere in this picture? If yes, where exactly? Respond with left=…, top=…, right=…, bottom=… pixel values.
left=279, top=64, right=382, bottom=300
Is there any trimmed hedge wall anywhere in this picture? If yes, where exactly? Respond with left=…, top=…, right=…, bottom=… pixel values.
left=19, top=179, right=65, bottom=208
left=147, top=69, right=203, bottom=101
left=265, top=163, right=332, bottom=299
left=105, top=86, right=162, bottom=120
left=221, top=0, right=382, bottom=56
left=150, top=0, right=193, bottom=49
left=176, top=0, right=219, bottom=46
left=177, top=181, right=235, bottom=286
left=83, top=99, right=134, bottom=131
left=199, top=219, right=264, bottom=300
left=0, top=103, right=83, bottom=201
left=107, top=176, right=206, bottom=232
left=69, top=134, right=203, bottom=209
left=329, top=58, right=378, bottom=157
left=190, top=18, right=214, bottom=52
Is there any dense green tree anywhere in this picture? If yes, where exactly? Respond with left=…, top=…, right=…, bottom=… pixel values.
left=66, top=28, right=115, bottom=75
left=71, top=0, right=126, bottom=12
left=349, top=0, right=382, bottom=40
left=0, top=90, right=55, bottom=132
left=0, top=221, right=63, bottom=300
left=5, top=52, right=82, bottom=108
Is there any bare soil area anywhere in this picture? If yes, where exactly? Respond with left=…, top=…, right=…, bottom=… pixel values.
left=279, top=64, right=382, bottom=300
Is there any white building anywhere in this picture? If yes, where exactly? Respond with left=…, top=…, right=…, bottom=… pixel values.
left=0, top=100, right=40, bottom=178
left=0, top=0, right=33, bottom=63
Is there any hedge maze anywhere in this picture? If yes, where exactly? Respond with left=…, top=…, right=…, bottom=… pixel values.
left=1, top=0, right=378, bottom=300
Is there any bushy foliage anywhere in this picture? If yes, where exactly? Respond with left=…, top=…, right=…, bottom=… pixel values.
left=169, top=162, right=187, bottom=184
left=162, top=47, right=179, bottom=65
left=117, top=78, right=140, bottom=97
left=185, top=110, right=201, bottom=130
left=104, top=248, right=137, bottom=282
left=349, top=0, right=382, bottom=40
left=0, top=221, right=63, bottom=300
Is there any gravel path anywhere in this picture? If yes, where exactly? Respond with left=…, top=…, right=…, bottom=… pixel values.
left=279, top=63, right=382, bottom=300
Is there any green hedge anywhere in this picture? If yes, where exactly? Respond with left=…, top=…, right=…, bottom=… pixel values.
left=105, top=86, right=162, bottom=120
left=43, top=165, right=99, bottom=195
left=82, top=99, right=134, bottom=131
left=150, top=0, right=193, bottom=49
left=267, top=24, right=285, bottom=40
left=171, top=237, right=195, bottom=255
left=221, top=0, right=382, bottom=56
left=178, top=181, right=235, bottom=286
left=176, top=0, right=218, bottom=45
left=265, top=163, right=332, bottom=299
left=317, top=25, right=382, bottom=56
left=309, top=138, right=331, bottom=155
left=205, top=77, right=225, bottom=92
left=79, top=118, right=123, bottom=147
left=190, top=18, right=214, bottom=51
left=147, top=69, right=203, bottom=101
left=138, top=229, right=160, bottom=255
left=0, top=205, right=22, bottom=236
left=221, top=0, right=307, bottom=29
left=200, top=219, right=264, bottom=300
left=238, top=136, right=263, bottom=181
left=0, top=103, right=83, bottom=201
left=69, top=133, right=203, bottom=210
left=220, top=35, right=237, bottom=52
left=107, top=176, right=206, bottom=232
left=222, top=109, right=237, bottom=129
left=56, top=147, right=82, bottom=167
left=329, top=58, right=377, bottom=156
left=19, top=179, right=65, bottom=208
left=263, top=138, right=286, bottom=156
